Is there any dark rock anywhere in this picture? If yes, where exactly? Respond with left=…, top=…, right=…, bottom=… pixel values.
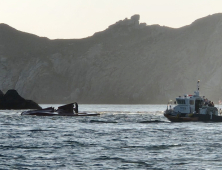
left=0, top=90, right=3, bottom=99
left=130, top=14, right=140, bottom=21
left=0, top=89, right=42, bottom=110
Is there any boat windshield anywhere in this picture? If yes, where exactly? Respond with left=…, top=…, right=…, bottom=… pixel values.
left=176, top=99, right=186, bottom=104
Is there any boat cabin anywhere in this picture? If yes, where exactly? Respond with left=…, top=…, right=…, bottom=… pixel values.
left=173, top=91, right=203, bottom=114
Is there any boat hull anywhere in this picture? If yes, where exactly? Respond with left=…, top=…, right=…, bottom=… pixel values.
left=164, top=113, right=198, bottom=122
left=21, top=104, right=100, bottom=117
left=164, top=113, right=222, bottom=122
left=21, top=111, right=100, bottom=116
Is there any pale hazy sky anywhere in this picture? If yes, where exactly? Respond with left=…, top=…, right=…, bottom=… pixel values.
left=0, top=0, right=221, bottom=39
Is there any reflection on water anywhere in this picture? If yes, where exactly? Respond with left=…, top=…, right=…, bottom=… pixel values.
left=1, top=105, right=222, bottom=169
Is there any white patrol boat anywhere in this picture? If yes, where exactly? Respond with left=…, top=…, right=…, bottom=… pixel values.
left=164, top=80, right=222, bottom=122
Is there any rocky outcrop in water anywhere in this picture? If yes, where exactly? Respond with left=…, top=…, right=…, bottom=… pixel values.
left=0, top=90, right=3, bottom=101
left=0, top=14, right=222, bottom=104
left=0, top=90, right=42, bottom=110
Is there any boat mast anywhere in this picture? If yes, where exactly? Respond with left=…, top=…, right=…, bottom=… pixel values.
left=196, top=80, right=200, bottom=96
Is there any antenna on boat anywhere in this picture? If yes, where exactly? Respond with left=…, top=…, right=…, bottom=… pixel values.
left=196, top=80, right=200, bottom=96
left=197, top=80, right=200, bottom=91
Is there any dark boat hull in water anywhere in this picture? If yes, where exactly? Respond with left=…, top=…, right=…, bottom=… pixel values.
left=21, top=111, right=100, bottom=116
left=21, top=103, right=100, bottom=117
left=164, top=113, right=222, bottom=122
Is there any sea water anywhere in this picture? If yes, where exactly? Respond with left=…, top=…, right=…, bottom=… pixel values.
left=1, top=104, right=222, bottom=169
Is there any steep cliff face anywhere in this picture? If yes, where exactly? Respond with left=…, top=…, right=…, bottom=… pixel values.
left=0, top=13, right=222, bottom=104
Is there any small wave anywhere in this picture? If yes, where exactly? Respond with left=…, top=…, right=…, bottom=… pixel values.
left=139, top=120, right=166, bottom=123
left=29, top=129, right=49, bottom=132
left=93, top=156, right=153, bottom=168
left=1, top=123, right=13, bottom=125
left=63, top=140, right=97, bottom=147
left=120, top=144, right=182, bottom=150
left=89, top=120, right=117, bottom=123
left=0, top=153, right=5, bottom=157
left=0, top=144, right=45, bottom=150
left=94, top=156, right=125, bottom=161
left=146, top=144, right=182, bottom=150
left=63, top=140, right=86, bottom=147
left=122, top=160, right=153, bottom=168
left=97, top=111, right=163, bottom=115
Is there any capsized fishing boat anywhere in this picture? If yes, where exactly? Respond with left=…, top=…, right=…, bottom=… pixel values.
left=21, top=102, right=100, bottom=116
left=164, top=80, right=222, bottom=122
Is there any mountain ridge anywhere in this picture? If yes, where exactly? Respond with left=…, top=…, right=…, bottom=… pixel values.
left=0, top=13, right=222, bottom=104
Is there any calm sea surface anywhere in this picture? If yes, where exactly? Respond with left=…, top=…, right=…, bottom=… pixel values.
left=1, top=104, right=222, bottom=169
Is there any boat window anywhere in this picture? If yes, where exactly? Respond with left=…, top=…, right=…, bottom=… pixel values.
left=190, top=100, right=194, bottom=105
left=176, top=99, right=186, bottom=104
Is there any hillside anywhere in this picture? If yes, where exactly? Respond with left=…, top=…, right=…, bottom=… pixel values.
left=0, top=14, right=222, bottom=104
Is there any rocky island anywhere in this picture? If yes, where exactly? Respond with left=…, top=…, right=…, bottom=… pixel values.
left=0, top=89, right=41, bottom=110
